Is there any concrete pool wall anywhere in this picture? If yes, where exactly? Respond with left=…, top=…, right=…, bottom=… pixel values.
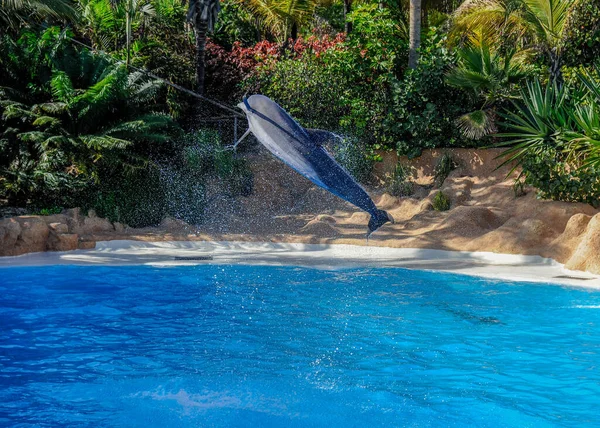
left=1, top=240, right=599, bottom=289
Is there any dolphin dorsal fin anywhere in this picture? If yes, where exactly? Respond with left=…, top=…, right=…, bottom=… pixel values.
left=305, top=129, right=337, bottom=146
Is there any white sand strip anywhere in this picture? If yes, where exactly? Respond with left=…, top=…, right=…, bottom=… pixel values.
left=0, top=240, right=599, bottom=288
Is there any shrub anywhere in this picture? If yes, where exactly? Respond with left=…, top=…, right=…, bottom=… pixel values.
left=86, top=129, right=253, bottom=227
left=0, top=27, right=176, bottom=208
left=249, top=54, right=348, bottom=130
left=386, top=163, right=414, bottom=196
left=497, top=76, right=600, bottom=206
left=434, top=152, right=457, bottom=187
left=520, top=149, right=600, bottom=207
left=432, top=191, right=451, bottom=211
left=563, top=0, right=600, bottom=67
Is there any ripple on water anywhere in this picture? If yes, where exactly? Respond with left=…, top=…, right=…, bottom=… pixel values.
left=0, top=264, right=599, bottom=427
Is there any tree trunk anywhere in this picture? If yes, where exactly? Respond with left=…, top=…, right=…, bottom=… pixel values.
left=409, top=0, right=421, bottom=69
left=344, top=0, right=352, bottom=34
left=549, top=48, right=563, bottom=86
left=193, top=19, right=208, bottom=95
left=125, top=11, right=131, bottom=67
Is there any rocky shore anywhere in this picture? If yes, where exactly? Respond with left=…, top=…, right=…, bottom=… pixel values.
left=2, top=148, right=600, bottom=275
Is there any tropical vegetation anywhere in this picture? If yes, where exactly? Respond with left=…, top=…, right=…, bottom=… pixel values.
left=1, top=0, right=599, bottom=221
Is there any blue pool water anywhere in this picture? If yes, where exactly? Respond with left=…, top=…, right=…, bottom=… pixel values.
left=1, top=265, right=599, bottom=427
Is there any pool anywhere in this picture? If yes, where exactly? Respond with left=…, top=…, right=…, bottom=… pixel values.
left=1, top=264, right=599, bottom=427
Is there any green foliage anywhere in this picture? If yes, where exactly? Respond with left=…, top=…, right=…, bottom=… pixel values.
left=213, top=0, right=260, bottom=48
left=234, top=0, right=317, bottom=43
left=385, top=28, right=477, bottom=156
left=497, top=75, right=600, bottom=205
left=0, top=27, right=176, bottom=208
left=512, top=177, right=527, bottom=197
left=31, top=206, right=64, bottom=216
left=386, top=163, right=414, bottom=197
left=432, top=191, right=451, bottom=211
left=251, top=54, right=348, bottom=130
left=251, top=12, right=477, bottom=156
left=520, top=149, right=600, bottom=207
left=1, top=0, right=78, bottom=30
left=563, top=0, right=600, bottom=67
left=88, top=129, right=252, bottom=226
left=446, top=41, right=533, bottom=138
left=433, top=152, right=457, bottom=187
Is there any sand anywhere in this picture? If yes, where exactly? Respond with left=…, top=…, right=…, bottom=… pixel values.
left=51, top=146, right=598, bottom=275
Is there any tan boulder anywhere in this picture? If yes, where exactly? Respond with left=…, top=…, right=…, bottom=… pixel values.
left=48, top=222, right=69, bottom=234
left=14, top=216, right=49, bottom=254
left=565, top=213, right=600, bottom=274
left=113, top=222, right=126, bottom=233
left=47, top=233, right=79, bottom=252
left=78, top=239, right=97, bottom=250
left=0, top=218, right=22, bottom=255
left=160, top=216, right=191, bottom=232
left=83, top=216, right=114, bottom=234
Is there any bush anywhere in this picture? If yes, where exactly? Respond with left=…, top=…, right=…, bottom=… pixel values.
left=87, top=129, right=253, bottom=227
left=434, top=152, right=457, bottom=187
left=432, top=191, right=451, bottom=211
left=497, top=77, right=600, bottom=206
left=386, top=163, right=414, bottom=196
left=251, top=54, right=348, bottom=130
left=563, top=0, right=600, bottom=67
left=521, top=149, right=600, bottom=207
left=385, top=28, right=478, bottom=157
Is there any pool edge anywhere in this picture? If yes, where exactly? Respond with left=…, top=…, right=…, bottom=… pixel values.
left=1, top=240, right=599, bottom=289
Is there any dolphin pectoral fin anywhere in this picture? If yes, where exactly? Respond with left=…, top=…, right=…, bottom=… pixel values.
left=232, top=128, right=251, bottom=151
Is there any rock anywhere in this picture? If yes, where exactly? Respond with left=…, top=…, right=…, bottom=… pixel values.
left=561, top=213, right=592, bottom=239
left=14, top=217, right=49, bottom=254
left=83, top=216, right=114, bottom=234
left=48, top=222, right=69, bottom=234
left=63, top=208, right=84, bottom=234
left=0, top=218, right=22, bottom=255
left=419, top=200, right=434, bottom=212
left=565, top=213, right=600, bottom=274
left=41, top=214, right=68, bottom=227
left=441, top=177, right=474, bottom=206
left=314, top=214, right=337, bottom=224
left=47, top=233, right=79, bottom=252
left=439, top=206, right=506, bottom=237
left=78, top=239, right=97, bottom=250
left=301, top=218, right=339, bottom=236
left=160, top=216, right=190, bottom=232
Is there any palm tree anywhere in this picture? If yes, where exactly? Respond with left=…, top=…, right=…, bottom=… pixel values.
left=78, top=0, right=155, bottom=65
left=343, top=0, right=352, bottom=33
left=0, top=0, right=78, bottom=30
left=446, top=37, right=532, bottom=138
left=187, top=0, right=221, bottom=95
left=408, top=0, right=421, bottom=68
left=451, top=0, right=580, bottom=83
left=235, top=0, right=317, bottom=43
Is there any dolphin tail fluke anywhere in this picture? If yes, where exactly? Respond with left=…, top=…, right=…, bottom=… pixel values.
left=367, top=209, right=395, bottom=237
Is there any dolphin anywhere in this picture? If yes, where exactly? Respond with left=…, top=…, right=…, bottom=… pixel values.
left=235, top=94, right=394, bottom=237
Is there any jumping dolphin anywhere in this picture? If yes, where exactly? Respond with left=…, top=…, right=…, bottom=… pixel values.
left=235, top=94, right=394, bottom=237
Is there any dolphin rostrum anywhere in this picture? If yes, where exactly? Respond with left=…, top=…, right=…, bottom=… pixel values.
left=235, top=94, right=394, bottom=237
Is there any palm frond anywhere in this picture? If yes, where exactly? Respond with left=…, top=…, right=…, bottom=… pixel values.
left=457, top=109, right=498, bottom=139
